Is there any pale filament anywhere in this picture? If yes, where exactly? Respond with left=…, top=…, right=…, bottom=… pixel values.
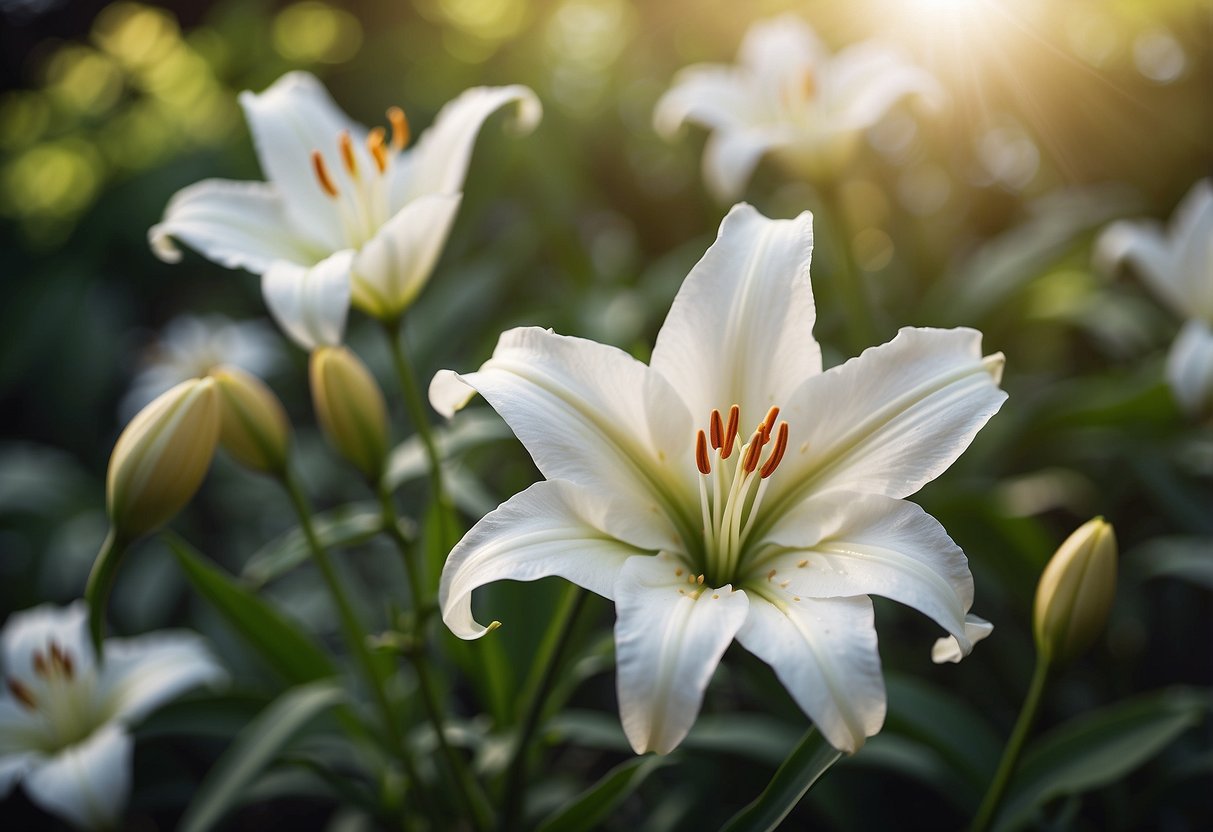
left=308, top=106, right=412, bottom=247
left=695, top=405, right=789, bottom=581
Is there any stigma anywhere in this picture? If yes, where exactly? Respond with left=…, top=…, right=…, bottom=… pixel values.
left=694, top=404, right=789, bottom=582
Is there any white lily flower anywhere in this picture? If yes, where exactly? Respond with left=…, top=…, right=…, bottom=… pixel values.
left=121, top=314, right=283, bottom=418
left=149, top=72, right=541, bottom=349
left=1097, top=180, right=1213, bottom=418
left=431, top=204, right=1004, bottom=754
left=654, top=15, right=942, bottom=200
left=0, top=602, right=225, bottom=829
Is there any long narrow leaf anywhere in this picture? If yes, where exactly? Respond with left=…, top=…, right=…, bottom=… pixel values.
left=242, top=503, right=387, bottom=588
left=993, top=687, right=1209, bottom=831
left=178, top=680, right=346, bottom=832
left=167, top=534, right=336, bottom=683
left=720, top=727, right=843, bottom=832
left=536, top=756, right=670, bottom=832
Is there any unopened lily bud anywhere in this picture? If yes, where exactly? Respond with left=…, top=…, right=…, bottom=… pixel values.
left=107, top=378, right=220, bottom=538
left=1034, top=517, right=1118, bottom=666
left=209, top=366, right=292, bottom=475
left=309, top=346, right=389, bottom=480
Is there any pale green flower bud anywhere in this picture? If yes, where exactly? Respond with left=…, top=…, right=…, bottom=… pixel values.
left=1033, top=517, right=1118, bottom=666
left=209, top=366, right=292, bottom=475
left=106, top=378, right=220, bottom=538
left=309, top=346, right=389, bottom=480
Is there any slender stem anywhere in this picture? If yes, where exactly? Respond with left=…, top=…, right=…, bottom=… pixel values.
left=86, top=528, right=129, bottom=657
left=819, top=183, right=878, bottom=355
left=971, top=655, right=1051, bottom=832
left=281, top=469, right=427, bottom=812
left=381, top=318, right=454, bottom=554
left=500, top=588, right=590, bottom=832
left=378, top=484, right=493, bottom=832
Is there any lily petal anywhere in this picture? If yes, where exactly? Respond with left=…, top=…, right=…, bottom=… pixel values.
left=737, top=15, right=826, bottom=95
left=23, top=723, right=131, bottom=831
left=2, top=601, right=94, bottom=686
left=651, top=204, right=820, bottom=428
left=148, top=179, right=319, bottom=273
left=441, top=480, right=678, bottom=640
left=823, top=43, right=943, bottom=130
left=0, top=699, right=45, bottom=796
left=239, top=71, right=355, bottom=252
left=98, top=632, right=226, bottom=725
left=1174, top=180, right=1213, bottom=320
left=1096, top=219, right=1185, bottom=317
left=758, top=491, right=974, bottom=649
left=772, top=327, right=1006, bottom=506
left=1167, top=319, right=1213, bottom=419
left=737, top=593, right=884, bottom=753
left=261, top=249, right=355, bottom=350
left=701, top=127, right=786, bottom=202
left=429, top=327, right=696, bottom=529
left=653, top=66, right=761, bottom=138
left=352, top=193, right=463, bottom=320
left=932, top=614, right=993, bottom=664
left=392, top=85, right=541, bottom=207
left=614, top=554, right=749, bottom=754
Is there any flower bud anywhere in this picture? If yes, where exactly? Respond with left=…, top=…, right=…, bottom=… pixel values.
left=309, top=346, right=389, bottom=480
left=106, top=378, right=220, bottom=538
left=1033, top=517, right=1118, bottom=666
left=209, top=366, right=292, bottom=475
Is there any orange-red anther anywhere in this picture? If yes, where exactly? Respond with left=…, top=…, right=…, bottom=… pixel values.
left=60, top=652, right=74, bottom=680
left=388, top=106, right=410, bottom=151
left=722, top=405, right=740, bottom=458
left=367, top=127, right=388, bottom=173
left=695, top=430, right=711, bottom=475
left=760, top=422, right=790, bottom=479
left=339, top=131, right=358, bottom=177
left=311, top=151, right=339, bottom=198
left=803, top=69, right=816, bottom=99
left=709, top=409, right=723, bottom=451
left=32, top=650, right=47, bottom=677
left=760, top=407, right=780, bottom=442
left=7, top=679, right=36, bottom=711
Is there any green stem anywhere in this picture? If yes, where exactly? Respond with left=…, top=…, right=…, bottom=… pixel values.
left=378, top=484, right=494, bottom=832
left=971, top=655, right=1051, bottom=832
left=500, top=588, right=589, bottom=832
left=819, top=183, right=878, bottom=355
left=85, top=529, right=130, bottom=657
left=382, top=318, right=454, bottom=553
left=281, top=469, right=427, bottom=813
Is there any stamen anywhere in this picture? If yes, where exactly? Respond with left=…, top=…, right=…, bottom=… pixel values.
left=759, top=422, right=790, bottom=479
left=803, top=69, right=816, bottom=99
left=61, top=652, right=74, bottom=680
left=367, top=127, right=388, bottom=173
left=696, top=574, right=705, bottom=585
left=760, top=407, right=780, bottom=442
left=339, top=131, right=358, bottom=177
left=7, top=679, right=36, bottom=711
left=709, top=409, right=724, bottom=451
left=695, top=430, right=711, bottom=475
left=311, top=151, right=339, bottom=198
left=388, top=106, right=410, bottom=151
left=767, top=569, right=777, bottom=582
left=722, top=405, right=740, bottom=458
left=742, top=429, right=764, bottom=474
left=33, top=650, right=47, bottom=677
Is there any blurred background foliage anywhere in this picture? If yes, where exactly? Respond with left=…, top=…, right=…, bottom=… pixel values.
left=1, top=0, right=1211, bottom=829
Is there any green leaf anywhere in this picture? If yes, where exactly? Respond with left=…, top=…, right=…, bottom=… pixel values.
left=720, top=727, right=843, bottom=832
left=167, top=534, right=337, bottom=684
left=178, top=680, right=346, bottom=832
left=242, top=503, right=388, bottom=588
left=536, top=756, right=671, bottom=832
left=1131, top=537, right=1213, bottom=591
left=382, top=410, right=511, bottom=493
left=994, top=687, right=1210, bottom=831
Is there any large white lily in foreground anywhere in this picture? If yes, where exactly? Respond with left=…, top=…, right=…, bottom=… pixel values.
left=150, top=71, right=541, bottom=349
left=431, top=205, right=1003, bottom=754
left=1097, top=179, right=1213, bottom=419
left=0, top=602, right=224, bottom=829
left=655, top=15, right=941, bottom=200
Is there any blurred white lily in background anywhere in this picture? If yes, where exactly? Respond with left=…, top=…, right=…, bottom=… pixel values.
left=654, top=15, right=942, bottom=200
left=0, top=602, right=224, bottom=829
left=121, top=314, right=283, bottom=418
left=150, top=72, right=541, bottom=349
left=431, top=204, right=1003, bottom=755
left=1097, top=179, right=1213, bottom=419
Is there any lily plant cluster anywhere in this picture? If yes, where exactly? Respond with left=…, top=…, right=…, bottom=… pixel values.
left=432, top=204, right=1004, bottom=754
